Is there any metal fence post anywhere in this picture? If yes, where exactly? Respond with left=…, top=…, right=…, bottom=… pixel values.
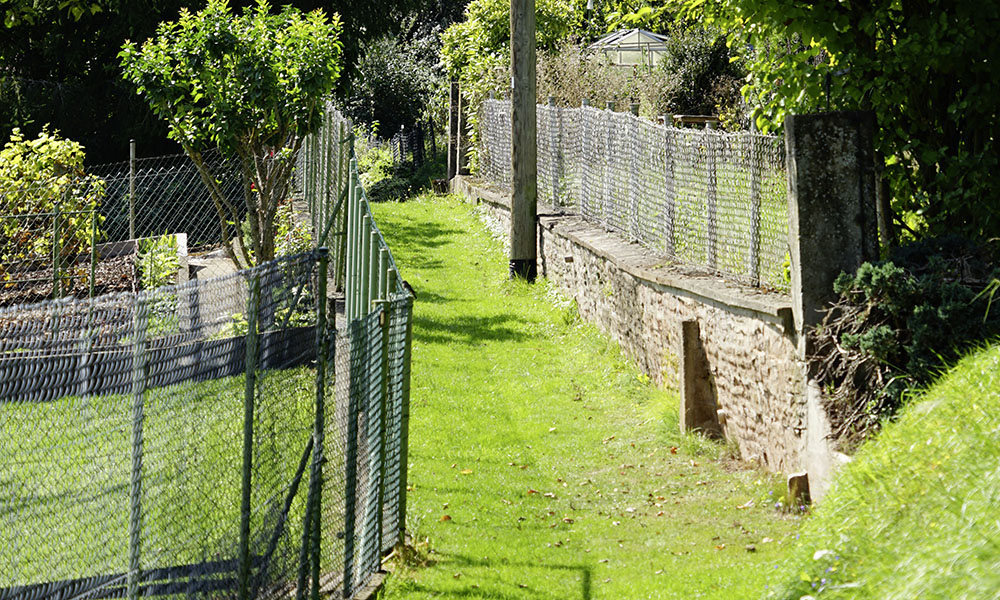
left=629, top=112, right=640, bottom=242
left=129, top=139, right=136, bottom=240
left=749, top=137, right=762, bottom=286
left=706, top=130, right=718, bottom=271
left=310, top=249, right=329, bottom=600
left=663, top=118, right=676, bottom=256
left=89, top=205, right=98, bottom=299
left=336, top=122, right=348, bottom=292
left=52, top=200, right=61, bottom=299
left=394, top=272, right=413, bottom=547
left=368, top=233, right=379, bottom=314
left=128, top=292, right=148, bottom=600
left=342, top=317, right=362, bottom=598
left=360, top=215, right=372, bottom=316
left=374, top=251, right=390, bottom=557
left=238, top=269, right=261, bottom=600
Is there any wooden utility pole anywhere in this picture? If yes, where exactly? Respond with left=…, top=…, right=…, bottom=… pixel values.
left=510, top=0, right=537, bottom=281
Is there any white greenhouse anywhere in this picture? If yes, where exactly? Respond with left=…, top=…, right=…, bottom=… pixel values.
left=587, top=28, right=669, bottom=67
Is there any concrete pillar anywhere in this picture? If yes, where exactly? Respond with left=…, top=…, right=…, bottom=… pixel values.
left=786, top=111, right=878, bottom=353
left=679, top=320, right=720, bottom=436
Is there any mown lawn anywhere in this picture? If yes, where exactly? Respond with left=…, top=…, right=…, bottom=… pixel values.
left=373, top=193, right=804, bottom=600
left=0, top=367, right=318, bottom=587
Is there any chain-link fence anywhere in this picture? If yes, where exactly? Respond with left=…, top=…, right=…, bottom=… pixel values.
left=1, top=176, right=105, bottom=306
left=298, top=101, right=415, bottom=595
left=1, top=101, right=414, bottom=600
left=478, top=99, right=790, bottom=289
left=90, top=150, right=244, bottom=251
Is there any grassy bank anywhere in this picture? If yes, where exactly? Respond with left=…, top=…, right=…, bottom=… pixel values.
left=372, top=193, right=804, bottom=599
left=765, top=342, right=1000, bottom=599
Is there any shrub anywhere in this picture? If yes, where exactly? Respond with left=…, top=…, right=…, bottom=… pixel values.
left=810, top=237, right=1000, bottom=448
left=0, top=128, right=104, bottom=276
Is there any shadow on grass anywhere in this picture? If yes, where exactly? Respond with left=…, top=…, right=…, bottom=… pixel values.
left=400, top=550, right=592, bottom=600
left=413, top=313, right=533, bottom=346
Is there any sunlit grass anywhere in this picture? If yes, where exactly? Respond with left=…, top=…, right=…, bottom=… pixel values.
left=372, top=192, right=803, bottom=600
left=764, top=342, right=1000, bottom=600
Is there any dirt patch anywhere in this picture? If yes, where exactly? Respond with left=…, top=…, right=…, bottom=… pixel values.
left=0, top=255, right=136, bottom=307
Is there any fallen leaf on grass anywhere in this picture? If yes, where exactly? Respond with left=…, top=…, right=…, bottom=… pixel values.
left=714, top=544, right=726, bottom=550
left=670, top=447, right=678, bottom=454
left=440, top=515, right=452, bottom=522
left=527, top=489, right=539, bottom=495
left=453, top=573, right=462, bottom=579
left=543, top=492, right=557, bottom=499
left=460, top=469, right=473, bottom=475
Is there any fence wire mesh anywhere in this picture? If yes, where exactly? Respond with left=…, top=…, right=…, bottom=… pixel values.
left=1, top=176, right=105, bottom=305
left=0, top=252, right=329, bottom=599
left=478, top=99, right=790, bottom=289
left=2, top=102, right=413, bottom=600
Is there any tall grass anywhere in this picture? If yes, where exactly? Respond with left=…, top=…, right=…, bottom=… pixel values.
left=765, top=342, right=1000, bottom=599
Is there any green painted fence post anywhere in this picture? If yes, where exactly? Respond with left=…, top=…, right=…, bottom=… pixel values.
left=52, top=202, right=61, bottom=299
left=89, top=206, right=97, bottom=299
left=342, top=317, right=362, bottom=598
left=368, top=233, right=379, bottom=314
left=128, top=292, right=148, bottom=600
left=374, top=255, right=390, bottom=557
left=310, top=249, right=329, bottom=600
left=238, top=269, right=261, bottom=600
left=360, top=214, right=371, bottom=316
left=397, top=282, right=413, bottom=545
left=354, top=194, right=366, bottom=319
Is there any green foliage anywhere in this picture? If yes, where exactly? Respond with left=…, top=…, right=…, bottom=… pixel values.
left=813, top=238, right=1000, bottom=443
left=137, top=233, right=180, bottom=336
left=120, top=0, right=343, bottom=267
left=344, top=28, right=442, bottom=135
left=136, top=233, right=179, bottom=291
left=354, top=124, right=395, bottom=188
left=767, top=343, right=1000, bottom=599
left=274, top=199, right=312, bottom=257
left=1, top=0, right=102, bottom=29
left=674, top=0, right=1000, bottom=244
left=0, top=127, right=104, bottom=273
left=440, top=0, right=574, bottom=81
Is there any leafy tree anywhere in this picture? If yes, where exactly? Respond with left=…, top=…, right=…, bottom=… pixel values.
left=120, top=0, right=343, bottom=268
left=345, top=32, right=441, bottom=136
left=670, top=0, right=1000, bottom=245
left=1, top=0, right=103, bottom=28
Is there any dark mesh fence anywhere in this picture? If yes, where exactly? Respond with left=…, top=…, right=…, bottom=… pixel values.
left=1, top=103, right=414, bottom=600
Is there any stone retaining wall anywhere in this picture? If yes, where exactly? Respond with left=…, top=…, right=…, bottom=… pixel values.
left=454, top=176, right=809, bottom=473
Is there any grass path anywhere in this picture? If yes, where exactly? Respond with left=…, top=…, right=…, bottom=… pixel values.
left=373, top=194, right=802, bottom=599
